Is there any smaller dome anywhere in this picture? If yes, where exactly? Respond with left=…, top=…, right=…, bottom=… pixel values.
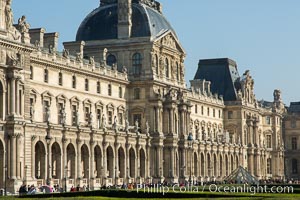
left=76, top=2, right=177, bottom=41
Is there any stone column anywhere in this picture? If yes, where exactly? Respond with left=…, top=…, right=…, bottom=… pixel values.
left=31, top=137, right=36, bottom=180
left=115, top=143, right=119, bottom=180
left=10, top=133, right=16, bottom=179
left=90, top=141, right=95, bottom=180
left=76, top=139, right=82, bottom=180
left=170, top=108, right=174, bottom=134
left=170, top=147, right=174, bottom=177
left=48, top=142, right=52, bottom=180
left=15, top=80, right=19, bottom=115
left=16, top=134, right=21, bottom=179
left=10, top=78, right=16, bottom=115
left=136, top=145, right=140, bottom=179
left=102, top=143, right=107, bottom=180
left=125, top=144, right=130, bottom=180
left=182, top=148, right=186, bottom=178
left=256, top=152, right=261, bottom=178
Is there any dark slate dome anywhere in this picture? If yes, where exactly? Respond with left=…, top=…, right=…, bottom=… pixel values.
left=76, top=2, right=177, bottom=41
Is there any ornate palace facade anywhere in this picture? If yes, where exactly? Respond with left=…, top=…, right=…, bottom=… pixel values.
left=0, top=0, right=286, bottom=193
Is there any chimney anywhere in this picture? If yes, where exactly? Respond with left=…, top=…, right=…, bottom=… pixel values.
left=44, top=32, right=59, bottom=51
left=29, top=28, right=45, bottom=48
left=117, top=0, right=132, bottom=39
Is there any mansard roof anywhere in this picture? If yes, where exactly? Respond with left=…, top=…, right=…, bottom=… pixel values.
left=194, top=58, right=240, bottom=101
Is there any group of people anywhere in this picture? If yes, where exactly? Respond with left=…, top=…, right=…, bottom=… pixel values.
left=19, top=185, right=37, bottom=196
left=70, top=184, right=90, bottom=192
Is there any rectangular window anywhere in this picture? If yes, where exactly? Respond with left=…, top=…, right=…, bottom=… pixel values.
left=108, top=84, right=112, bottom=96
left=292, top=137, right=297, bottom=150
left=58, top=103, right=64, bottom=124
left=207, top=107, right=210, bottom=116
left=43, top=101, right=50, bottom=122
left=201, top=106, right=204, bottom=115
left=266, top=135, right=272, bottom=148
left=85, top=107, right=90, bottom=123
left=119, top=87, right=123, bottom=98
left=30, top=66, right=33, bottom=80
left=265, top=116, right=271, bottom=125
left=108, top=111, right=113, bottom=125
left=72, top=76, right=76, bottom=89
left=228, top=111, right=233, bottom=119
left=72, top=105, right=77, bottom=126
left=219, top=110, right=221, bottom=118
left=44, top=69, right=48, bottom=83
left=97, top=109, right=101, bottom=128
left=97, top=81, right=101, bottom=94
left=195, top=105, right=198, bottom=114
left=85, top=79, right=89, bottom=91
left=118, top=113, right=123, bottom=125
left=58, top=72, right=63, bottom=86
left=267, top=159, right=272, bottom=174
left=213, top=109, right=215, bottom=117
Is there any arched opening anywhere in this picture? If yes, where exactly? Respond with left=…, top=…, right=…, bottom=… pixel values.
left=94, top=145, right=102, bottom=178
left=51, top=142, right=61, bottom=179
left=118, top=147, right=125, bottom=178
left=81, top=144, right=89, bottom=178
left=236, top=155, right=239, bottom=169
left=0, top=82, right=3, bottom=119
left=193, top=152, right=198, bottom=177
left=67, top=143, right=76, bottom=178
left=200, top=153, right=205, bottom=176
left=207, top=154, right=211, bottom=176
left=213, top=154, right=217, bottom=176
left=107, top=54, right=117, bottom=66
left=129, top=148, right=135, bottom=178
left=0, top=140, right=4, bottom=187
left=107, top=146, right=114, bottom=178
left=140, top=149, right=146, bottom=178
left=175, top=152, right=179, bottom=177
left=35, top=141, right=46, bottom=179
left=292, top=159, right=298, bottom=174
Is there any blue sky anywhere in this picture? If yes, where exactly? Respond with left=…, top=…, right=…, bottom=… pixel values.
left=13, top=0, right=300, bottom=104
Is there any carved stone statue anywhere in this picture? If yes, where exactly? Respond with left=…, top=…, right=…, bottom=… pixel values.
left=62, top=49, right=69, bottom=58
left=76, top=52, right=82, bottom=62
left=17, top=15, right=30, bottom=33
left=125, top=118, right=129, bottom=132
left=102, top=48, right=108, bottom=63
left=5, top=0, right=13, bottom=29
left=273, top=89, right=282, bottom=102
left=88, top=112, right=93, bottom=126
left=102, top=114, right=106, bottom=129
left=46, top=107, right=51, bottom=123
left=113, top=116, right=118, bottom=131
left=122, top=66, right=127, bottom=74
left=145, top=120, right=150, bottom=134
left=89, top=56, right=95, bottom=65
left=61, top=107, right=66, bottom=125
left=135, top=119, right=139, bottom=133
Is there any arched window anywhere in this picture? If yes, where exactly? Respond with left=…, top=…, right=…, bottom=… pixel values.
left=292, top=159, right=298, bottom=174
left=107, top=54, right=117, bottom=66
left=44, top=69, right=48, bottom=83
left=134, top=88, right=140, bottom=100
left=132, top=53, right=142, bottom=76
left=165, top=58, right=169, bottom=78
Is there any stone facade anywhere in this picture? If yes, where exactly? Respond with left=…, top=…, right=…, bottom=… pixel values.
left=0, top=0, right=288, bottom=193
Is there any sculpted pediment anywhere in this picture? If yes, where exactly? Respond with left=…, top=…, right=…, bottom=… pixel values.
left=155, top=31, right=185, bottom=53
